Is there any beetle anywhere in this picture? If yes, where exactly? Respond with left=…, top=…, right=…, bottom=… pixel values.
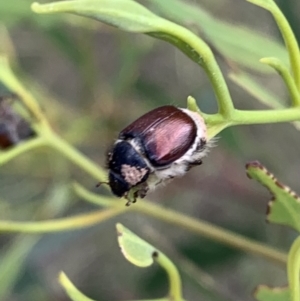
left=105, top=105, right=209, bottom=205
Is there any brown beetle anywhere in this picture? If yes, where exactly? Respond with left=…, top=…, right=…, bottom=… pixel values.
left=106, top=106, right=209, bottom=204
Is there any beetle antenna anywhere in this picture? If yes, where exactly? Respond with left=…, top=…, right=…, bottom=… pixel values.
left=96, top=181, right=109, bottom=188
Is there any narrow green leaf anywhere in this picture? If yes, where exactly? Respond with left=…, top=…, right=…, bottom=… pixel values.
left=31, top=0, right=161, bottom=32
left=0, top=236, right=39, bottom=300
left=116, top=223, right=156, bottom=267
left=254, top=285, right=289, bottom=301
left=31, top=0, right=205, bottom=67
left=59, top=272, right=96, bottom=301
left=30, top=0, right=208, bottom=68
left=246, top=161, right=300, bottom=232
left=149, top=0, right=288, bottom=73
left=59, top=224, right=171, bottom=301
left=116, top=224, right=184, bottom=300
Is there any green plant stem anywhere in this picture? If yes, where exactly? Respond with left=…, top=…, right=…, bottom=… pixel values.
left=154, top=252, right=183, bottom=301
left=74, top=183, right=287, bottom=266
left=59, top=272, right=96, bottom=301
left=154, top=19, right=234, bottom=118
left=40, top=128, right=107, bottom=182
left=260, top=57, right=300, bottom=107
left=134, top=201, right=287, bottom=266
left=270, top=2, right=300, bottom=90
left=0, top=136, right=46, bottom=166
left=0, top=207, right=124, bottom=233
left=248, top=0, right=300, bottom=90
left=231, top=107, right=300, bottom=125
left=60, top=271, right=168, bottom=301
left=202, top=106, right=300, bottom=137
left=287, top=236, right=300, bottom=301
left=204, top=108, right=300, bottom=128
left=203, top=106, right=300, bottom=137
left=187, top=96, right=202, bottom=114
left=0, top=56, right=50, bottom=128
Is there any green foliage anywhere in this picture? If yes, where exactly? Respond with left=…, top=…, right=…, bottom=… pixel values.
left=246, top=162, right=300, bottom=301
left=254, top=285, right=289, bottom=301
left=246, top=161, right=300, bottom=232
left=117, top=223, right=184, bottom=301
left=117, top=223, right=157, bottom=268
left=32, top=0, right=160, bottom=32
left=248, top=0, right=300, bottom=87
left=31, top=0, right=300, bottom=140
left=149, top=0, right=288, bottom=73
left=59, top=224, right=183, bottom=301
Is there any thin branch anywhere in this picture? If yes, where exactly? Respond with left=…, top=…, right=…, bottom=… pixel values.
left=75, top=183, right=287, bottom=266
left=248, top=0, right=300, bottom=90
left=0, top=137, right=45, bottom=166
left=155, top=19, right=235, bottom=118
left=260, top=57, right=300, bottom=107
left=0, top=207, right=124, bottom=233
left=287, top=236, right=300, bottom=301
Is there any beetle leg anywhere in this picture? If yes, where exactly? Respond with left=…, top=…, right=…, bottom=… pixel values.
left=132, top=190, right=139, bottom=203
left=187, top=159, right=203, bottom=171
left=137, top=183, right=149, bottom=199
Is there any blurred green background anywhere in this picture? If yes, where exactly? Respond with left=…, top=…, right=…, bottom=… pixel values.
left=0, top=0, right=300, bottom=300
